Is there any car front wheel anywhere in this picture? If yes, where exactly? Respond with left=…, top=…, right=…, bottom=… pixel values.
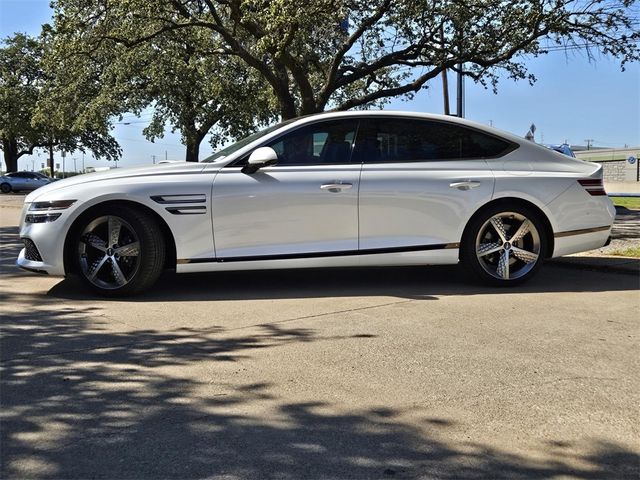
left=462, top=205, right=547, bottom=286
left=73, top=205, right=166, bottom=295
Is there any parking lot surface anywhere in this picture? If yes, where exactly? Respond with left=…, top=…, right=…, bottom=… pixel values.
left=1, top=198, right=639, bottom=479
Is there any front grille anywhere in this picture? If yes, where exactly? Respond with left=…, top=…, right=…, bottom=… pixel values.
left=22, top=238, right=43, bottom=261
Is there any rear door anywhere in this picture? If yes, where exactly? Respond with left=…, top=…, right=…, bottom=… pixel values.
left=357, top=118, right=507, bottom=250
left=9, top=173, right=30, bottom=190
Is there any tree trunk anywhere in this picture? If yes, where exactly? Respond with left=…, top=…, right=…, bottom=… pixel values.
left=2, top=138, right=19, bottom=172
left=185, top=132, right=206, bottom=162
left=185, top=141, right=199, bottom=162
left=279, top=100, right=298, bottom=120
left=48, top=143, right=55, bottom=177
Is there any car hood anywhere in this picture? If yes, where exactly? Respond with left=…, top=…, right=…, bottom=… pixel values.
left=25, top=162, right=212, bottom=202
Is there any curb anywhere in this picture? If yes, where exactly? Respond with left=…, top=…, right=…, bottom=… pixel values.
left=549, top=257, right=640, bottom=276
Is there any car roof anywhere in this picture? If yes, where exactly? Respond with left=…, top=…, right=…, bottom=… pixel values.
left=283, top=110, right=526, bottom=145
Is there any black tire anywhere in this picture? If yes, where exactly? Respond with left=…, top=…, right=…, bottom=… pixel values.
left=461, top=203, right=547, bottom=286
left=71, top=205, right=166, bottom=296
left=0, top=183, right=11, bottom=193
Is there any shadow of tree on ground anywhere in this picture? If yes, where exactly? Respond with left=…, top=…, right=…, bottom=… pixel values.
left=1, top=305, right=638, bottom=479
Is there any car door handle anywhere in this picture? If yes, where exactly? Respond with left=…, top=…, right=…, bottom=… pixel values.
left=320, top=182, right=353, bottom=193
left=449, top=181, right=481, bottom=191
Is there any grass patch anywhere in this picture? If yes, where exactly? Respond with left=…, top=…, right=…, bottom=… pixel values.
left=610, top=196, right=640, bottom=210
left=609, top=246, right=640, bottom=258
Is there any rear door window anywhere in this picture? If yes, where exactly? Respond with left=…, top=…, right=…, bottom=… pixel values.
left=358, top=118, right=515, bottom=163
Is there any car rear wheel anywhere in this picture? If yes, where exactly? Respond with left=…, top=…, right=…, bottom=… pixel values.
left=73, top=205, right=165, bottom=296
left=1, top=182, right=11, bottom=193
left=461, top=205, right=547, bottom=286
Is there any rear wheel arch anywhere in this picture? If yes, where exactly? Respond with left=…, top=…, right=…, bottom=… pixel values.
left=64, top=200, right=177, bottom=276
left=461, top=197, right=554, bottom=259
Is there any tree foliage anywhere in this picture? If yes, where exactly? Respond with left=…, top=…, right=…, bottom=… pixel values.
left=0, top=33, right=120, bottom=173
left=46, top=8, right=277, bottom=162
left=50, top=0, right=639, bottom=122
left=0, top=34, right=44, bottom=172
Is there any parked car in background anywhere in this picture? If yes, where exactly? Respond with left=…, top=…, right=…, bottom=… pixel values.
left=547, top=144, right=576, bottom=157
left=16, top=111, right=614, bottom=295
left=1, top=171, right=54, bottom=193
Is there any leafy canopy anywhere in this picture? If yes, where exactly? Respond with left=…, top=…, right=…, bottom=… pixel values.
left=51, top=0, right=640, bottom=120
left=0, top=32, right=120, bottom=172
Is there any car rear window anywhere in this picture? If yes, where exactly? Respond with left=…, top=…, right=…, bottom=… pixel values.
left=359, top=118, right=516, bottom=162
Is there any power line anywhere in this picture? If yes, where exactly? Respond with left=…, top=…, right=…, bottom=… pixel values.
left=119, top=137, right=183, bottom=148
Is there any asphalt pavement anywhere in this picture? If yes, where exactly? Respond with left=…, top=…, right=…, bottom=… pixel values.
left=1, top=193, right=639, bottom=479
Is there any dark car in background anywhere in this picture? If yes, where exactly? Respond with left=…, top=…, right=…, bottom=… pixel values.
left=547, top=144, right=576, bottom=157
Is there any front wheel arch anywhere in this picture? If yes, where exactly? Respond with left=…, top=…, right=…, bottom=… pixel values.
left=63, top=200, right=177, bottom=276
left=460, top=197, right=554, bottom=260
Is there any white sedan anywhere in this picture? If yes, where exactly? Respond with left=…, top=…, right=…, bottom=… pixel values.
left=16, top=111, right=615, bottom=295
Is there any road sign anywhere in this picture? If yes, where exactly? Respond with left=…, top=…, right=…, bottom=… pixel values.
left=628, top=156, right=637, bottom=165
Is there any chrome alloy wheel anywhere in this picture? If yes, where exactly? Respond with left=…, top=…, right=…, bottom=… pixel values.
left=475, top=212, right=541, bottom=281
left=77, top=215, right=141, bottom=290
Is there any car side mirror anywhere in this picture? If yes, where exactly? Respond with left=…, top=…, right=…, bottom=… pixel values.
left=242, top=147, right=278, bottom=174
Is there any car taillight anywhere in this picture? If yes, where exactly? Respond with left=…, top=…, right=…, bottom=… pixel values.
left=577, top=179, right=607, bottom=196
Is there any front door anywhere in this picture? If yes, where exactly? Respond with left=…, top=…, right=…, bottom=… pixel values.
left=212, top=119, right=361, bottom=259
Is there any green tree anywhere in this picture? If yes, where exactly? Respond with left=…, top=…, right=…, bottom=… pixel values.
left=46, top=15, right=276, bottom=162
left=0, top=34, right=47, bottom=173
left=50, top=0, right=639, bottom=121
left=132, top=29, right=275, bottom=161
left=0, top=33, right=120, bottom=173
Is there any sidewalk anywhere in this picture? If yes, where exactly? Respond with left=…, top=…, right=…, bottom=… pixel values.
left=605, top=181, right=640, bottom=195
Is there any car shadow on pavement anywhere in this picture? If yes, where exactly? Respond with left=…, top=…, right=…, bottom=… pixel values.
left=1, top=305, right=638, bottom=479
left=46, top=261, right=640, bottom=302
left=1, top=225, right=637, bottom=302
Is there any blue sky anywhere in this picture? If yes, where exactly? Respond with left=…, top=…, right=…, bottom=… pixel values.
left=1, top=0, right=638, bottom=172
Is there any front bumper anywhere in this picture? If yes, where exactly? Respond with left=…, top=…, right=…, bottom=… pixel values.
left=17, top=207, right=71, bottom=277
left=16, top=248, right=49, bottom=274
left=16, top=246, right=64, bottom=276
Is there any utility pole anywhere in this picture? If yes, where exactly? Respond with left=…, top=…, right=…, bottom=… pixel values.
left=441, top=69, right=450, bottom=115
left=152, top=155, right=156, bottom=164
left=456, top=63, right=464, bottom=118
left=584, top=139, right=594, bottom=150
left=82, top=153, right=85, bottom=172
left=165, top=150, right=168, bottom=161
left=440, top=25, right=450, bottom=116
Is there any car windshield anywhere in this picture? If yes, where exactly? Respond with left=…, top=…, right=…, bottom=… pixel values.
left=201, top=119, right=297, bottom=163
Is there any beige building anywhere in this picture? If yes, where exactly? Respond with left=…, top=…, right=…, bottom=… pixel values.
left=575, top=147, right=639, bottom=183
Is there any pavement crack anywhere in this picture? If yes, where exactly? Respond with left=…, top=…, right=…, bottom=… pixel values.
left=1, top=299, right=418, bottom=363
left=194, top=299, right=419, bottom=335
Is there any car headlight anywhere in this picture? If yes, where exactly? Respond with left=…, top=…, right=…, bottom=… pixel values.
left=25, top=200, right=76, bottom=223
left=29, top=200, right=76, bottom=211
